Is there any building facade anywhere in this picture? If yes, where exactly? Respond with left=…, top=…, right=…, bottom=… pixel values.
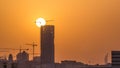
left=41, top=25, right=55, bottom=64
left=112, top=51, right=120, bottom=68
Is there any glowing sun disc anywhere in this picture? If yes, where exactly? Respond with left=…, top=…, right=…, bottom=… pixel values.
left=36, top=18, right=46, bottom=27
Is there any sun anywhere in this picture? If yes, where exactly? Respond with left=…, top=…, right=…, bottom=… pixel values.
left=36, top=18, right=46, bottom=27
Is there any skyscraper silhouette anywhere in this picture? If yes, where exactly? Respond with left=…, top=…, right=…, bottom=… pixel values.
left=41, top=25, right=54, bottom=64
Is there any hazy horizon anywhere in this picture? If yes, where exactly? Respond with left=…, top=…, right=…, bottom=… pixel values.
left=0, top=0, right=120, bottom=64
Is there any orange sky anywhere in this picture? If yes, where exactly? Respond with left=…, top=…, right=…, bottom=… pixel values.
left=0, top=0, right=120, bottom=64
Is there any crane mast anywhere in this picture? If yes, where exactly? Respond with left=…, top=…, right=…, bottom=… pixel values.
left=25, top=42, right=37, bottom=59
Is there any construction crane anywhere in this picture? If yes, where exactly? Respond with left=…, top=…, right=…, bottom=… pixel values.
left=0, top=48, right=29, bottom=53
left=35, top=19, right=54, bottom=26
left=0, top=51, right=9, bottom=52
left=0, top=48, right=29, bottom=61
left=0, top=50, right=10, bottom=61
left=29, top=53, right=40, bottom=55
left=25, top=42, right=37, bottom=59
left=0, top=56, right=6, bottom=60
left=46, top=20, right=54, bottom=22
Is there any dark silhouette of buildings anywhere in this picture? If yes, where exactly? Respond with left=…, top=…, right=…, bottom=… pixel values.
left=0, top=24, right=116, bottom=68
left=16, top=51, right=29, bottom=68
left=41, top=25, right=55, bottom=64
left=8, top=54, right=13, bottom=63
left=16, top=51, right=29, bottom=62
left=112, top=51, right=120, bottom=68
left=0, top=44, right=112, bottom=68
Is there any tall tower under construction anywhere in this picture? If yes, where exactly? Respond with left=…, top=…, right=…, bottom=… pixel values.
left=41, top=25, right=54, bottom=64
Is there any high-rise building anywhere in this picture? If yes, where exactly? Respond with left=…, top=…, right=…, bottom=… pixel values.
left=112, top=51, right=120, bottom=68
left=41, top=25, right=54, bottom=64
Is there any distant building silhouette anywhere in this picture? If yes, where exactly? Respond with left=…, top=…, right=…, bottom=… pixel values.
left=60, top=60, right=85, bottom=68
left=0, top=24, right=114, bottom=68
left=40, top=25, right=55, bottom=64
left=112, top=51, right=120, bottom=68
left=8, top=54, right=13, bottom=63
left=16, top=51, right=29, bottom=62
left=16, top=51, right=29, bottom=68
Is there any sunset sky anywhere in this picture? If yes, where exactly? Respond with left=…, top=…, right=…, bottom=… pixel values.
left=0, top=0, right=120, bottom=64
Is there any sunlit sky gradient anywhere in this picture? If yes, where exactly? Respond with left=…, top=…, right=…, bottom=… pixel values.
left=0, top=0, right=120, bottom=64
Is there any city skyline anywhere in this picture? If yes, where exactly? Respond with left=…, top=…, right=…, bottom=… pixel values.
left=0, top=0, right=120, bottom=64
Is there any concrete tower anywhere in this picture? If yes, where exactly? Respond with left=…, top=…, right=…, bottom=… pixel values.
left=41, top=25, right=54, bottom=64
